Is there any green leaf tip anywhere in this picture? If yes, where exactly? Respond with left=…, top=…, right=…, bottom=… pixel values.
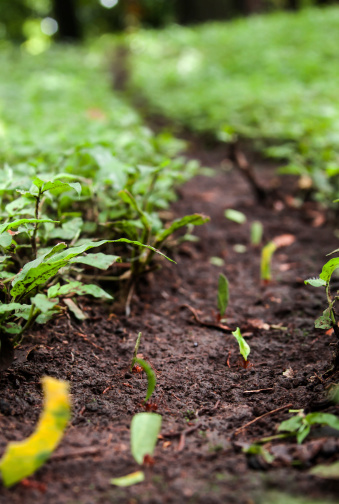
left=231, top=327, right=250, bottom=361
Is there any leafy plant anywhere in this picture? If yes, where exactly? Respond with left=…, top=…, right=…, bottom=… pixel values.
left=278, top=409, right=339, bottom=444
left=231, top=327, right=251, bottom=362
left=217, top=273, right=229, bottom=320
left=305, top=251, right=339, bottom=370
left=0, top=376, right=70, bottom=487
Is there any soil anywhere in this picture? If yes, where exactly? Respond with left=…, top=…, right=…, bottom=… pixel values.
left=0, top=138, right=339, bottom=504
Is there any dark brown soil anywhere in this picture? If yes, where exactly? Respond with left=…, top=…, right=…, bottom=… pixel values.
left=0, top=142, right=339, bottom=504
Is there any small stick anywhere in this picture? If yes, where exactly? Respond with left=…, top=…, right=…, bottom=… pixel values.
left=243, top=388, right=274, bottom=394
left=233, top=403, right=293, bottom=436
left=183, top=305, right=233, bottom=333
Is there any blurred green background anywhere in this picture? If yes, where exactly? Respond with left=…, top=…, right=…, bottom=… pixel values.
left=1, top=0, right=338, bottom=46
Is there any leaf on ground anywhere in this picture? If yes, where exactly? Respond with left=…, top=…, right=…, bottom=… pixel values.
left=131, top=412, right=162, bottom=465
left=134, top=357, right=157, bottom=403
left=232, top=327, right=250, bottom=361
left=63, top=298, right=88, bottom=321
left=0, top=376, right=70, bottom=487
left=110, top=471, right=145, bottom=487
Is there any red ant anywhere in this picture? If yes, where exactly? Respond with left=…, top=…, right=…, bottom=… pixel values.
left=20, top=479, right=46, bottom=493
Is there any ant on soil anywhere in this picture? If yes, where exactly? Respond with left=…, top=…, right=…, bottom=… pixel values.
left=143, top=454, right=155, bottom=466
left=237, top=357, right=254, bottom=369
left=139, top=401, right=158, bottom=412
left=132, top=363, right=143, bottom=374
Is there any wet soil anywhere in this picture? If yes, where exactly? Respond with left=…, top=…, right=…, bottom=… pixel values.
left=0, top=141, right=339, bottom=504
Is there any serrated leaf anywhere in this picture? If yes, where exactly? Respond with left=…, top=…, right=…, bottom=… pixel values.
left=130, top=413, right=162, bottom=465
left=110, top=471, right=145, bottom=487
left=319, top=258, right=339, bottom=284
left=231, top=327, right=250, bottom=361
left=70, top=253, right=120, bottom=270
left=155, top=214, right=210, bottom=246
left=0, top=376, right=70, bottom=487
left=134, top=357, right=157, bottom=403
left=304, top=277, right=327, bottom=287
left=225, top=209, right=246, bottom=224
left=217, top=273, right=229, bottom=317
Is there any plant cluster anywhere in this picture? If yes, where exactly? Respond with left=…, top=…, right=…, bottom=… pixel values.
left=127, top=6, right=339, bottom=204
left=0, top=44, right=208, bottom=365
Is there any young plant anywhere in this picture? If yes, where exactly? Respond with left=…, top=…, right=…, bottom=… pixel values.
left=231, top=327, right=251, bottom=365
left=217, top=273, right=229, bottom=321
left=261, top=241, right=277, bottom=283
left=278, top=409, right=339, bottom=444
left=305, top=252, right=339, bottom=370
left=111, top=412, right=162, bottom=487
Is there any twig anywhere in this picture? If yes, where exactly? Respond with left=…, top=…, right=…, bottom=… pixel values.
left=177, top=422, right=203, bottom=452
left=182, top=305, right=233, bottom=333
left=243, top=388, right=274, bottom=394
left=233, top=403, right=293, bottom=436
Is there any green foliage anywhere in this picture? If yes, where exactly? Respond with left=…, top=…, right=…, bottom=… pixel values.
left=231, top=327, right=250, bottom=361
left=111, top=471, right=145, bottom=487
left=251, top=221, right=263, bottom=246
left=130, top=412, right=162, bottom=465
left=278, top=410, right=339, bottom=444
left=134, top=357, right=157, bottom=403
left=217, top=273, right=229, bottom=318
left=261, top=242, right=277, bottom=282
left=224, top=209, right=246, bottom=224
left=128, top=7, right=339, bottom=205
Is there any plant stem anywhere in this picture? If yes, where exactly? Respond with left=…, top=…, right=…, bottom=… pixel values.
left=130, top=331, right=142, bottom=371
left=13, top=305, right=40, bottom=346
left=31, top=188, right=42, bottom=259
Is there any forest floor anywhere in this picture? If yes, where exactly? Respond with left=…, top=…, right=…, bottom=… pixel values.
left=0, top=138, right=339, bottom=504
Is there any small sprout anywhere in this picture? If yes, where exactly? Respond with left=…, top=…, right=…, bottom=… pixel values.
left=225, top=209, right=246, bottom=224
left=250, top=221, right=263, bottom=245
left=134, top=357, right=157, bottom=403
left=261, top=241, right=277, bottom=282
left=217, top=273, right=229, bottom=319
left=232, top=327, right=250, bottom=362
left=130, top=412, right=162, bottom=465
left=278, top=410, right=339, bottom=444
left=130, top=331, right=142, bottom=371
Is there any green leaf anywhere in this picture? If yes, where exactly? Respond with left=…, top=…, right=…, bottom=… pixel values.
left=130, top=413, right=162, bottom=465
left=231, top=327, right=250, bottom=361
left=225, top=209, right=246, bottom=224
left=0, top=234, right=13, bottom=248
left=0, top=377, right=70, bottom=487
left=48, top=218, right=83, bottom=241
left=70, top=253, right=120, bottom=270
left=110, top=471, right=145, bottom=487
left=155, top=214, right=210, bottom=246
left=217, top=273, right=229, bottom=317
left=304, top=277, right=327, bottom=287
left=305, top=412, right=339, bottom=431
left=261, top=242, right=277, bottom=281
left=0, top=218, right=58, bottom=234
left=134, top=357, right=157, bottom=403
left=48, top=281, right=112, bottom=300
left=319, top=258, right=339, bottom=284
left=250, top=221, right=263, bottom=245
left=311, top=461, right=339, bottom=479
left=0, top=302, right=29, bottom=315
left=63, top=298, right=88, bottom=321
left=278, top=414, right=304, bottom=433
left=31, top=294, right=59, bottom=314
left=41, top=179, right=81, bottom=196
left=314, top=309, right=332, bottom=329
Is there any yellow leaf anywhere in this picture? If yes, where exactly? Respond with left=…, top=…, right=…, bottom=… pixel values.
left=0, top=376, right=70, bottom=487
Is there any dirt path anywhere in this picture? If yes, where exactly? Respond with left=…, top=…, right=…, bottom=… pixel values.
left=0, top=142, right=338, bottom=504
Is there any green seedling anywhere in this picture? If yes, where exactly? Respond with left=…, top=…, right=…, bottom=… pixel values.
left=111, top=412, right=162, bottom=487
left=217, top=273, right=229, bottom=320
left=0, top=377, right=70, bottom=487
left=278, top=409, right=339, bottom=444
left=224, top=209, right=246, bottom=224
left=134, top=357, right=157, bottom=403
left=251, top=221, right=263, bottom=245
left=261, top=241, right=277, bottom=282
left=231, top=327, right=250, bottom=362
left=305, top=251, right=339, bottom=370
